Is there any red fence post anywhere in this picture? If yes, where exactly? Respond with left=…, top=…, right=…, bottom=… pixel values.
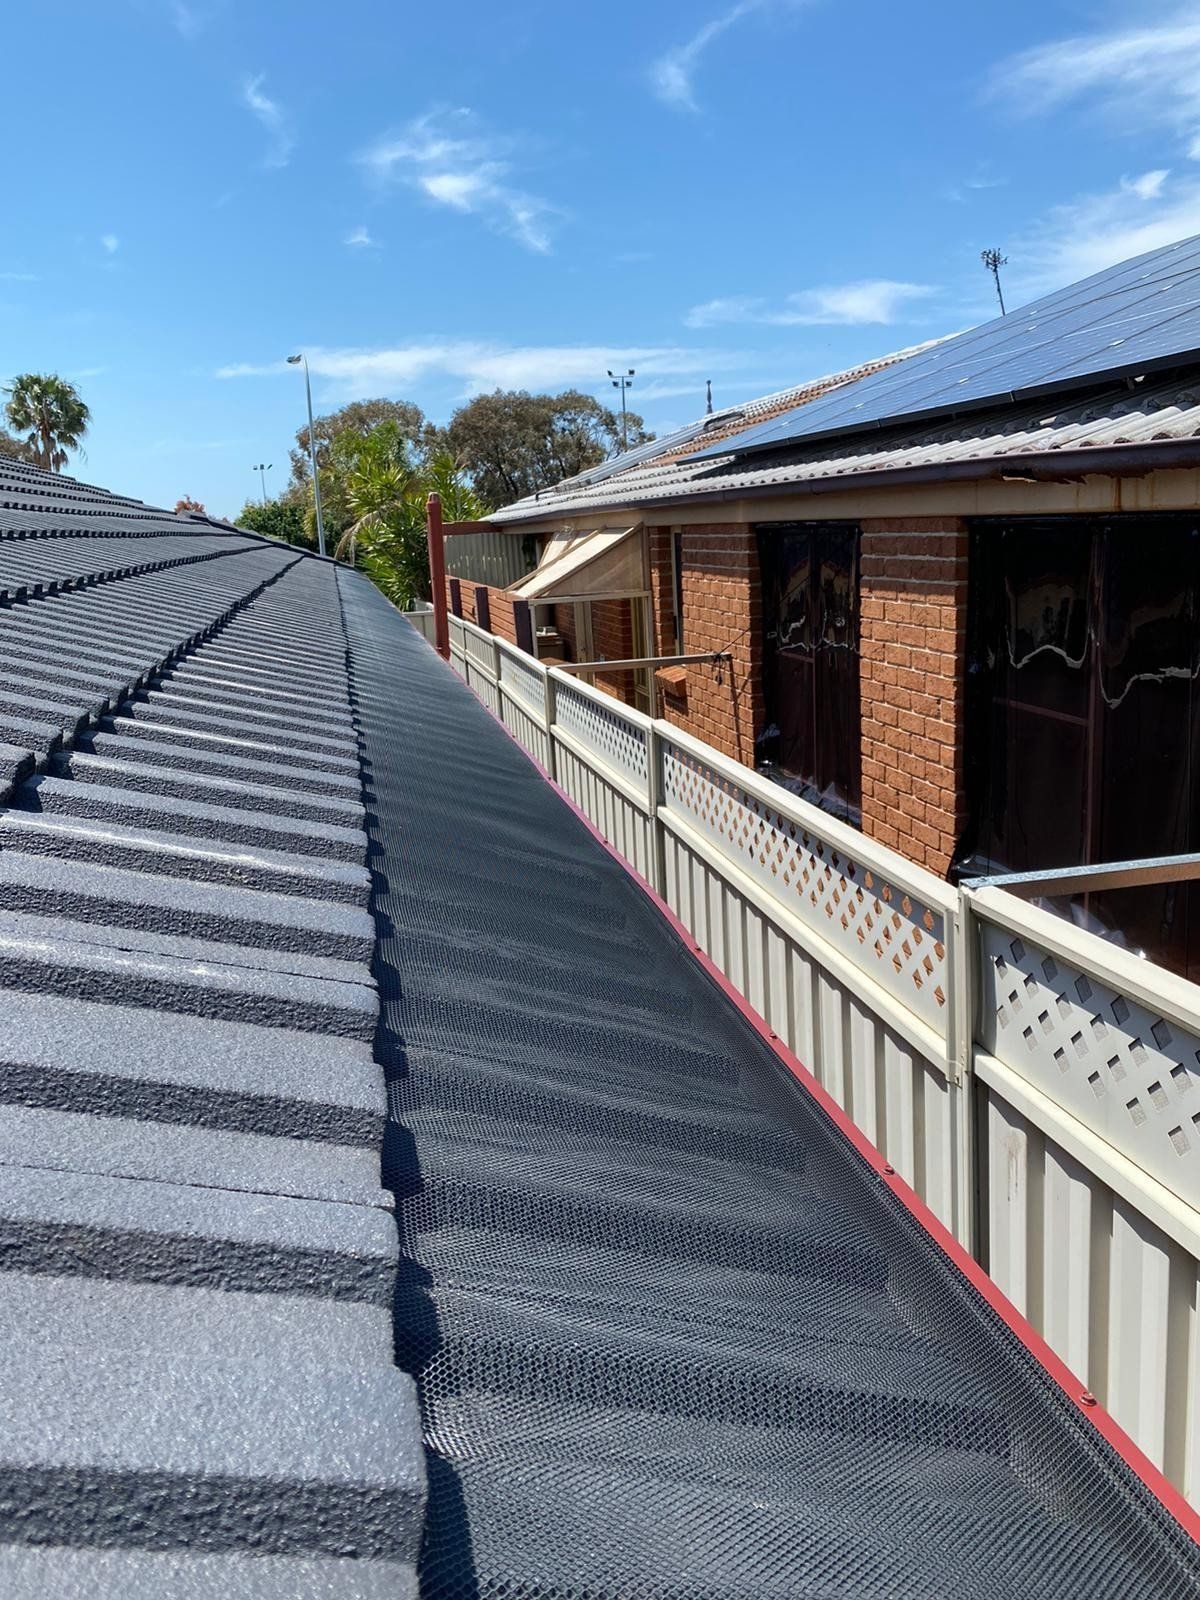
left=427, top=493, right=448, bottom=658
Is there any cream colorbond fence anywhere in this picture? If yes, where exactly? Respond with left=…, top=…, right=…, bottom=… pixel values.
left=445, top=612, right=1200, bottom=1505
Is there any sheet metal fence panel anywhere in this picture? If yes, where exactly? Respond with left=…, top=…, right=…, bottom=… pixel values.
left=445, top=613, right=1200, bottom=1504
left=496, top=639, right=552, bottom=770
left=448, top=613, right=467, bottom=669
left=443, top=528, right=536, bottom=588
left=658, top=817, right=963, bottom=1239
left=977, top=1056, right=1200, bottom=1504
left=403, top=603, right=437, bottom=644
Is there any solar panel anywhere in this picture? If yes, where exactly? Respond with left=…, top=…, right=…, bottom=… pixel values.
left=685, top=233, right=1200, bottom=461
left=556, top=410, right=739, bottom=492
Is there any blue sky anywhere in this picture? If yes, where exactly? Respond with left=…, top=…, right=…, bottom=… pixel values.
left=5, top=1, right=1200, bottom=517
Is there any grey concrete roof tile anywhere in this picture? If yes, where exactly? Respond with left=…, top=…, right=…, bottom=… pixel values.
left=0, top=506, right=424, bottom=1576
left=0, top=1162, right=398, bottom=1302
left=0, top=989, right=384, bottom=1141
left=0, top=1544, right=417, bottom=1599
left=117, top=694, right=360, bottom=756
left=0, top=1273, right=394, bottom=1368
left=16, top=775, right=368, bottom=862
left=99, top=711, right=361, bottom=775
left=52, top=748, right=365, bottom=822
left=169, top=662, right=357, bottom=716
left=0, top=914, right=377, bottom=1036
left=0, top=849, right=373, bottom=958
left=0, top=744, right=36, bottom=802
left=80, top=727, right=362, bottom=798
left=0, top=1105, right=389, bottom=1206
left=0, top=1349, right=424, bottom=1559
left=0, top=811, right=371, bottom=904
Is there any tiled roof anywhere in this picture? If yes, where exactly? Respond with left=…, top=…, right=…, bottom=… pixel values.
left=490, top=365, right=1200, bottom=525
left=0, top=453, right=423, bottom=1595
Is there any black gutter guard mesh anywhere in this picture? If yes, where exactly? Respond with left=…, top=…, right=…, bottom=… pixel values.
left=339, top=572, right=1200, bottom=1600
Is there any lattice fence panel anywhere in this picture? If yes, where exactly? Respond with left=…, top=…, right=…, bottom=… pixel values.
left=661, top=742, right=950, bottom=1036
left=499, top=647, right=547, bottom=720
left=554, top=680, right=649, bottom=796
left=979, top=923, right=1200, bottom=1211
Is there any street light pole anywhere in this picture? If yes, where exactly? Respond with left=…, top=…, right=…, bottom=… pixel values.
left=252, top=462, right=272, bottom=504
left=287, top=353, right=326, bottom=557
left=607, top=368, right=635, bottom=453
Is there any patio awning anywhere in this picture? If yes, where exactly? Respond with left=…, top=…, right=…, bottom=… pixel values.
left=508, top=524, right=645, bottom=604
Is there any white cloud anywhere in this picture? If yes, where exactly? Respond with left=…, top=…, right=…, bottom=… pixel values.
left=344, top=225, right=376, bottom=248
left=1125, top=168, right=1169, bottom=199
left=101, top=234, right=119, bottom=255
left=357, top=110, right=557, bottom=252
left=944, top=168, right=1009, bottom=204
left=1010, top=167, right=1200, bottom=297
left=169, top=1, right=202, bottom=37
left=650, top=0, right=804, bottom=112
left=686, top=279, right=935, bottom=328
left=241, top=73, right=294, bottom=170
left=0, top=270, right=37, bottom=282
left=216, top=340, right=751, bottom=401
left=990, top=13, right=1200, bottom=154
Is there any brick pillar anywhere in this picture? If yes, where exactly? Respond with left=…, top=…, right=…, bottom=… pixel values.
left=656, top=524, right=762, bottom=766
left=648, top=526, right=674, bottom=653
left=858, top=520, right=968, bottom=877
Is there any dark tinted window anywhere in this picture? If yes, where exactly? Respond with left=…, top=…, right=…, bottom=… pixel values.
left=962, top=515, right=1200, bottom=977
left=756, top=523, right=861, bottom=824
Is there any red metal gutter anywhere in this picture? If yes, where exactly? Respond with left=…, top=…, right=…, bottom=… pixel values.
left=422, top=625, right=1200, bottom=1547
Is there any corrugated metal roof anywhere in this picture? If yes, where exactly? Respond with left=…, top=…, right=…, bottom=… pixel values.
left=0, top=453, right=423, bottom=1594
left=490, top=366, right=1200, bottom=525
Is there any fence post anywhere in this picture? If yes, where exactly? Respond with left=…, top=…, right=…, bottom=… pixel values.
left=475, top=586, right=491, bottom=632
left=513, top=599, right=534, bottom=656
left=426, top=493, right=449, bottom=658
left=950, top=887, right=979, bottom=1256
left=646, top=721, right=667, bottom=899
left=448, top=577, right=463, bottom=618
left=544, top=668, right=559, bottom=783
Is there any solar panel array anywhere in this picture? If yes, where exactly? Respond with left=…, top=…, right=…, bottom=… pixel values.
left=555, top=413, right=734, bottom=492
left=687, top=233, right=1200, bottom=461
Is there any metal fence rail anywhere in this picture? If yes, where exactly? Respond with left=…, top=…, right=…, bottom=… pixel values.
left=445, top=612, right=1200, bottom=1508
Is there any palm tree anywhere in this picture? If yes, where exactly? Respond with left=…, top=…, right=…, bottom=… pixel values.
left=326, top=422, right=487, bottom=608
left=4, top=374, right=90, bottom=472
left=332, top=421, right=414, bottom=568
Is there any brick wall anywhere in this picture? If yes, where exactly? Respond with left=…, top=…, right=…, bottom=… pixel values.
left=647, top=523, right=762, bottom=764
left=444, top=577, right=518, bottom=645
left=858, top=520, right=968, bottom=875
left=590, top=597, right=636, bottom=702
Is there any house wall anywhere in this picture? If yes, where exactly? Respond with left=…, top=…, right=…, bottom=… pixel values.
left=487, top=466, right=1194, bottom=884
left=647, top=523, right=763, bottom=765
left=859, top=520, right=969, bottom=876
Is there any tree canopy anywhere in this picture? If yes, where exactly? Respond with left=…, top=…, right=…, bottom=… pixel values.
left=329, top=422, right=487, bottom=609
left=174, top=496, right=206, bottom=514
left=3, top=374, right=90, bottom=473
left=288, top=398, right=430, bottom=490
left=235, top=498, right=313, bottom=549
left=444, top=388, right=652, bottom=508
left=0, top=427, right=36, bottom=465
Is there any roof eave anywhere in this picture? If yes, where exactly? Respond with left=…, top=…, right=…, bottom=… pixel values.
left=489, top=436, right=1200, bottom=526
